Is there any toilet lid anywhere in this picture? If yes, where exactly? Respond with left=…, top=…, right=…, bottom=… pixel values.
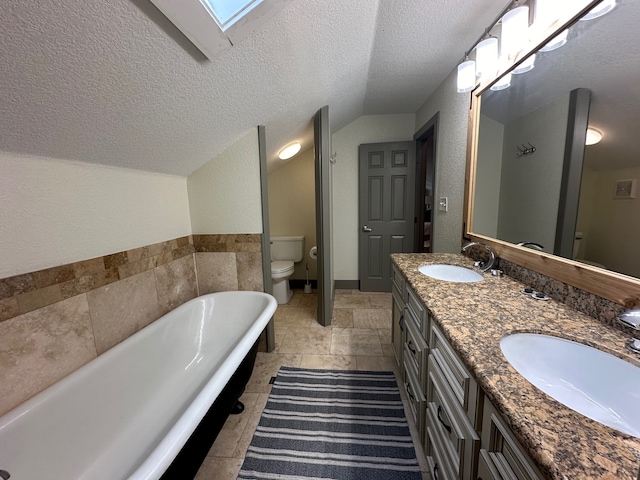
left=271, top=261, right=294, bottom=274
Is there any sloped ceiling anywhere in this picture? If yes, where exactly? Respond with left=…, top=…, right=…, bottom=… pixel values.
left=0, top=0, right=506, bottom=176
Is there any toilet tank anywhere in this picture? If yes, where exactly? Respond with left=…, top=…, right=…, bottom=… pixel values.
left=270, top=236, right=305, bottom=262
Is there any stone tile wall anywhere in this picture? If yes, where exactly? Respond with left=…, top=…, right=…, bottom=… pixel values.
left=193, top=234, right=264, bottom=294
left=0, top=234, right=266, bottom=417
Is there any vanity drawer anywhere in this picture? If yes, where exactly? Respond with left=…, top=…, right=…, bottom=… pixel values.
left=403, top=358, right=425, bottom=434
left=392, top=264, right=406, bottom=293
left=407, top=288, right=427, bottom=332
left=430, top=323, right=480, bottom=426
left=404, top=314, right=428, bottom=386
left=481, top=399, right=544, bottom=480
left=426, top=356, right=480, bottom=480
left=425, top=422, right=457, bottom=480
left=477, top=449, right=502, bottom=480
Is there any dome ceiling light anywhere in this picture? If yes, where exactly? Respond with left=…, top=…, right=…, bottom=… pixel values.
left=278, top=142, right=302, bottom=160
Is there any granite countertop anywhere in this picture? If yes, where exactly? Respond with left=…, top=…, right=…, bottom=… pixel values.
left=391, top=253, right=640, bottom=480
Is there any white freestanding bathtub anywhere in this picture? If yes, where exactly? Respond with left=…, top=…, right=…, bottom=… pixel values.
left=0, top=291, right=277, bottom=480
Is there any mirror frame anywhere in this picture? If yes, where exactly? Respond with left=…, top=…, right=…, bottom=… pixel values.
left=463, top=0, right=640, bottom=308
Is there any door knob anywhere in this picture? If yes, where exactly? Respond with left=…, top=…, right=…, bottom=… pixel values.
left=362, top=225, right=372, bottom=232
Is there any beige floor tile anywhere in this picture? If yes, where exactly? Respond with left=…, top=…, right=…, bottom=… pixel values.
left=357, top=355, right=399, bottom=373
left=233, top=393, right=270, bottom=458
left=244, top=352, right=303, bottom=393
left=273, top=307, right=315, bottom=327
left=353, top=308, right=391, bottom=329
left=369, top=293, right=393, bottom=309
left=330, top=327, right=382, bottom=356
left=206, top=392, right=260, bottom=457
left=333, top=294, right=371, bottom=309
left=331, top=308, right=353, bottom=328
left=293, top=292, right=318, bottom=309
left=378, top=327, right=392, bottom=344
left=300, top=354, right=358, bottom=370
left=381, top=342, right=396, bottom=357
left=194, top=457, right=243, bottom=480
left=278, top=325, right=332, bottom=354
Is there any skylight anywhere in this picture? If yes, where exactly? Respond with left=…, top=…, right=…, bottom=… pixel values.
left=150, top=0, right=288, bottom=60
left=203, top=0, right=263, bottom=30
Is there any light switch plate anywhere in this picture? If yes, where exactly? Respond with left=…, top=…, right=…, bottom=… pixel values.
left=438, top=197, right=448, bottom=212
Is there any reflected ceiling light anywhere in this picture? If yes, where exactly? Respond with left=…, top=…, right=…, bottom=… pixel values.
left=501, top=6, right=530, bottom=56
left=456, top=59, right=476, bottom=93
left=490, top=70, right=512, bottom=91
left=475, top=37, right=499, bottom=78
left=513, top=54, right=536, bottom=74
left=586, top=128, right=602, bottom=145
left=278, top=142, right=301, bottom=160
left=581, top=0, right=616, bottom=21
left=540, top=29, right=568, bottom=52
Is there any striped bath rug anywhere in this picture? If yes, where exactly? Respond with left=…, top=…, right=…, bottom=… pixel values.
left=237, top=367, right=422, bottom=480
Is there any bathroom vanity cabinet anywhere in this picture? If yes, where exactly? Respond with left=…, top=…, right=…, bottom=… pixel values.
left=391, top=262, right=545, bottom=480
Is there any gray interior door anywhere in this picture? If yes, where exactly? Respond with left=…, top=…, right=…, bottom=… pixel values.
left=359, top=142, right=416, bottom=292
left=314, top=106, right=334, bottom=326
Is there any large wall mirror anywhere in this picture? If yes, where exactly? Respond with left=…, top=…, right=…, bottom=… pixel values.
left=465, top=0, right=640, bottom=306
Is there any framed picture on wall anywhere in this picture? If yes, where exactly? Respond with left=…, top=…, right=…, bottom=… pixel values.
left=613, top=179, right=636, bottom=199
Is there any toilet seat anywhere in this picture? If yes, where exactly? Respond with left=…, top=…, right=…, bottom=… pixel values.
left=271, top=261, right=294, bottom=277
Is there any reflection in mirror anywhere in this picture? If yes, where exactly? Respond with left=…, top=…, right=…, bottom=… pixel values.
left=472, top=0, right=640, bottom=279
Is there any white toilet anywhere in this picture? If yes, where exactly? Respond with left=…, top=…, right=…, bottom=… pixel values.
left=270, top=236, right=304, bottom=304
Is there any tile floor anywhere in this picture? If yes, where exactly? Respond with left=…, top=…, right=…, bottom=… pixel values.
left=194, top=288, right=430, bottom=479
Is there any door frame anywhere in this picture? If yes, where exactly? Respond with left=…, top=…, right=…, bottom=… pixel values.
left=414, top=113, right=439, bottom=252
left=314, top=106, right=334, bottom=327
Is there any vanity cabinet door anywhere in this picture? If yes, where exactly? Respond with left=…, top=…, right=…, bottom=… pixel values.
left=403, top=357, right=426, bottom=436
left=404, top=308, right=428, bottom=386
left=476, top=449, right=501, bottom=480
left=481, top=399, right=544, bottom=480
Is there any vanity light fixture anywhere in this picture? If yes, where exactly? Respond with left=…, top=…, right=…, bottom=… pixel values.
left=457, top=58, right=477, bottom=93
left=585, top=127, right=602, bottom=145
left=278, top=142, right=301, bottom=160
left=490, top=69, right=511, bottom=91
left=581, top=0, right=616, bottom=21
left=475, top=36, right=499, bottom=78
left=540, top=29, right=568, bottom=52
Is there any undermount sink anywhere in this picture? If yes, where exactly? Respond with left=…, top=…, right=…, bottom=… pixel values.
left=500, top=333, right=640, bottom=438
left=418, top=264, right=483, bottom=283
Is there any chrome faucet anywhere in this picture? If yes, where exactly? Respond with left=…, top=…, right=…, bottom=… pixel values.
left=618, top=308, right=640, bottom=354
left=516, top=241, right=544, bottom=251
left=461, top=242, right=496, bottom=272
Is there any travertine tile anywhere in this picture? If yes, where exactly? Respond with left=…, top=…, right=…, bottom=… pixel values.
left=33, top=264, right=75, bottom=289
left=244, top=353, right=302, bottom=393
left=333, top=294, right=371, bottom=309
left=236, top=252, right=264, bottom=292
left=369, top=292, right=393, bottom=309
left=0, top=295, right=97, bottom=416
left=155, top=255, right=198, bottom=316
left=103, top=251, right=128, bottom=269
left=72, top=257, right=106, bottom=277
left=232, top=393, right=270, bottom=458
left=331, top=308, right=353, bottom=328
left=206, top=392, right=260, bottom=457
left=0, top=272, right=36, bottom=300
left=86, top=270, right=160, bottom=354
left=278, top=324, right=332, bottom=354
left=194, top=457, right=243, bottom=480
left=330, top=327, right=382, bottom=356
left=353, top=308, right=391, bottom=329
left=356, top=355, right=398, bottom=373
left=17, top=284, right=62, bottom=313
left=300, top=354, right=357, bottom=370
left=274, top=307, right=315, bottom=327
left=118, top=257, right=157, bottom=280
left=289, top=291, right=317, bottom=309
left=0, top=296, right=19, bottom=322
left=195, top=252, right=239, bottom=294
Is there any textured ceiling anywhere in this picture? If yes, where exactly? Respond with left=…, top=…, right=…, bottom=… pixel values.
left=0, top=0, right=506, bottom=176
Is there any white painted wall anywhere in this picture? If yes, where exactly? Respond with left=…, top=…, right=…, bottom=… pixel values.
left=187, top=129, right=263, bottom=234
left=268, top=149, right=317, bottom=280
left=414, top=69, right=470, bottom=253
left=0, top=153, right=191, bottom=279
left=496, top=95, right=569, bottom=252
left=331, top=114, right=416, bottom=281
left=474, top=115, right=504, bottom=237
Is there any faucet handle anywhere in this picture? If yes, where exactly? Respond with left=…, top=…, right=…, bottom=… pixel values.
left=618, top=309, right=640, bottom=330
